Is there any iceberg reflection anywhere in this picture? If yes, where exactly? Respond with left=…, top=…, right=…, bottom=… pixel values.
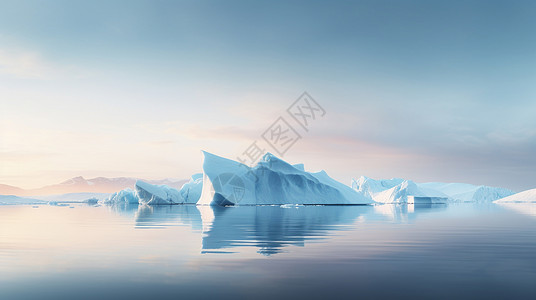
left=121, top=204, right=449, bottom=255
left=201, top=206, right=375, bottom=255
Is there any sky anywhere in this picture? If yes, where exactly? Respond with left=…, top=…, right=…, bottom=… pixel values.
left=0, top=0, right=535, bottom=191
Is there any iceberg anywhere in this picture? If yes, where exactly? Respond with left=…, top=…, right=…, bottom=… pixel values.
left=494, top=188, right=536, bottom=203
left=179, top=173, right=203, bottom=204
left=419, top=182, right=514, bottom=203
left=197, top=151, right=374, bottom=206
left=353, top=177, right=448, bottom=203
left=352, top=176, right=404, bottom=199
left=373, top=180, right=449, bottom=204
left=353, top=176, right=513, bottom=203
left=135, top=180, right=183, bottom=205
left=102, top=188, right=139, bottom=204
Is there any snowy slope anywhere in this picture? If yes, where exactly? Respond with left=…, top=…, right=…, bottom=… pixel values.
left=494, top=188, right=536, bottom=203
left=198, top=151, right=373, bottom=206
left=419, top=182, right=514, bottom=203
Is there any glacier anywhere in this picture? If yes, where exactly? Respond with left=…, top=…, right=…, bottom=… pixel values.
left=494, top=188, right=536, bottom=203
left=197, top=151, right=374, bottom=206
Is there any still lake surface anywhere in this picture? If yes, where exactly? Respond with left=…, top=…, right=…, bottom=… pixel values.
left=1, top=203, right=535, bottom=299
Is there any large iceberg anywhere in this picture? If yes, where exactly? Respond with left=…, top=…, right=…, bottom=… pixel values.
left=102, top=188, right=139, bottom=204
left=135, top=180, right=183, bottom=205
left=197, top=151, right=374, bottom=206
left=494, top=188, right=536, bottom=203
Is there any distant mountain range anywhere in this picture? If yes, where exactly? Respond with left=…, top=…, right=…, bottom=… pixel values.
left=0, top=176, right=188, bottom=196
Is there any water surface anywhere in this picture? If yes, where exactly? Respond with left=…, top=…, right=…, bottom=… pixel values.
left=1, top=203, right=535, bottom=299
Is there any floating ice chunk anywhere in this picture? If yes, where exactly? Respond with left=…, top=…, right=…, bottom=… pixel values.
left=197, top=151, right=374, bottom=206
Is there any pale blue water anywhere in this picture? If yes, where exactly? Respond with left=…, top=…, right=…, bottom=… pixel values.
left=1, top=203, right=535, bottom=299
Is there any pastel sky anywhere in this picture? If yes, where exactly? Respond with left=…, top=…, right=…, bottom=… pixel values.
left=1, top=0, right=535, bottom=191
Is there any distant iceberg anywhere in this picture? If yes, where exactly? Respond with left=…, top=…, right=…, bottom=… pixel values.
left=352, top=176, right=404, bottom=199
left=197, top=151, right=374, bottom=206
left=352, top=177, right=448, bottom=204
left=375, top=180, right=449, bottom=204
left=494, top=188, right=536, bottom=203
left=353, top=176, right=513, bottom=203
left=419, top=182, right=514, bottom=203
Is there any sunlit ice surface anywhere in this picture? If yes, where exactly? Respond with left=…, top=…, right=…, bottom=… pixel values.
left=1, top=203, right=536, bottom=299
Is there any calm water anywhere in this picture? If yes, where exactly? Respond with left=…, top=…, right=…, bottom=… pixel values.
left=1, top=203, right=535, bottom=299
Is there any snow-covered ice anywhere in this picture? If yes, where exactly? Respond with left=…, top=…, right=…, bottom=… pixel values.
left=494, top=188, right=536, bottom=203
left=197, top=151, right=374, bottom=206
